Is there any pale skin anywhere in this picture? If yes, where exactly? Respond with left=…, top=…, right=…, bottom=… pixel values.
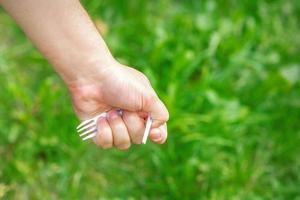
left=0, top=0, right=169, bottom=150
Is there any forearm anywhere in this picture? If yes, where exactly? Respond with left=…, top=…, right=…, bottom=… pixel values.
left=1, top=0, right=114, bottom=85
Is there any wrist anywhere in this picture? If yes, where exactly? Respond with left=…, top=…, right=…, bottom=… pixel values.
left=55, top=52, right=117, bottom=88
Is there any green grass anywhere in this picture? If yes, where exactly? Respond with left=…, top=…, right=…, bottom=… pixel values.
left=1, top=0, right=300, bottom=199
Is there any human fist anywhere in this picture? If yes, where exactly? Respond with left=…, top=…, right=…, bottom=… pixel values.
left=68, top=61, right=169, bottom=150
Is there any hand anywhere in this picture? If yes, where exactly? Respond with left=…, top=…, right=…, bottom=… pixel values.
left=0, top=0, right=169, bottom=150
left=68, top=61, right=169, bottom=150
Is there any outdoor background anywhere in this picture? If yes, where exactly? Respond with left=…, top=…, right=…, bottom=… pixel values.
left=0, top=0, right=300, bottom=199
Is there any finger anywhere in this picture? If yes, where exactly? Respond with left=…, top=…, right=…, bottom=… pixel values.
left=107, top=110, right=131, bottom=150
left=149, top=123, right=168, bottom=144
left=143, top=94, right=169, bottom=127
left=122, top=111, right=145, bottom=144
left=93, top=117, right=113, bottom=149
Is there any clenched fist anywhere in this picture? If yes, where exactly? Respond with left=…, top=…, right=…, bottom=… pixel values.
left=69, top=62, right=169, bottom=150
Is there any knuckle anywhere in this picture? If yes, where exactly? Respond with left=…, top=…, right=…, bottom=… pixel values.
left=115, top=137, right=131, bottom=150
left=130, top=133, right=143, bottom=144
left=100, top=138, right=113, bottom=149
left=132, top=138, right=142, bottom=144
left=144, top=93, right=157, bottom=108
left=116, top=142, right=131, bottom=150
left=94, top=139, right=102, bottom=147
left=98, top=133, right=112, bottom=149
left=101, top=142, right=113, bottom=149
left=100, top=136, right=112, bottom=145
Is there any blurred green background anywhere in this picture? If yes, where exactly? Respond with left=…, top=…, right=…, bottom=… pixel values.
left=1, top=0, right=300, bottom=199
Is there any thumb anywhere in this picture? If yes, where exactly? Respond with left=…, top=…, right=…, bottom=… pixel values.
left=142, top=94, right=169, bottom=127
